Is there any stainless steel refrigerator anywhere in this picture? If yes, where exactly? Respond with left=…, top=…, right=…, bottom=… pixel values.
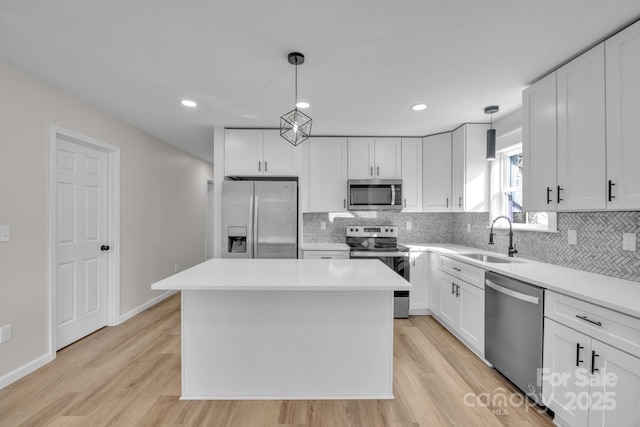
left=222, top=180, right=298, bottom=259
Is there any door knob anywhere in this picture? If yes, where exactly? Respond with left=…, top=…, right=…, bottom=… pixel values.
left=101, top=245, right=110, bottom=251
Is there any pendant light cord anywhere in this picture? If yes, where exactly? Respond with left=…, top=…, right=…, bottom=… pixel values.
left=294, top=61, right=298, bottom=106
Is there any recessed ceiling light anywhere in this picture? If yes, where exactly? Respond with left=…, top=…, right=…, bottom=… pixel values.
left=412, top=103, right=427, bottom=111
left=181, top=99, right=197, bottom=108
left=296, top=101, right=310, bottom=109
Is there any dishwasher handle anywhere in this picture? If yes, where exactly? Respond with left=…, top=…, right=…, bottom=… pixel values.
left=486, top=279, right=540, bottom=305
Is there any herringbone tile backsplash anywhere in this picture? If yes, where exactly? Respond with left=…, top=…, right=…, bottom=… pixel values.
left=453, top=212, right=640, bottom=282
left=303, top=211, right=640, bottom=282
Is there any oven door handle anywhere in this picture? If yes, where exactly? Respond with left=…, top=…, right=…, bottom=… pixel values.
left=350, top=251, right=409, bottom=258
left=486, top=280, right=540, bottom=305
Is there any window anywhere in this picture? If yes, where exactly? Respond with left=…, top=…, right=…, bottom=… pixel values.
left=492, top=144, right=557, bottom=232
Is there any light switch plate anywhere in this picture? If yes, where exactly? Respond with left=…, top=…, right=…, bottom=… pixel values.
left=623, top=233, right=637, bottom=252
left=0, top=225, right=10, bottom=243
left=320, top=222, right=326, bottom=230
left=0, top=324, right=11, bottom=343
left=467, top=223, right=471, bottom=232
left=406, top=222, right=412, bottom=231
left=568, top=229, right=577, bottom=245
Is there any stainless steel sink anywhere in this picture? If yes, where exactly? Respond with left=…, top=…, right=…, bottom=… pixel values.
left=460, top=253, right=525, bottom=264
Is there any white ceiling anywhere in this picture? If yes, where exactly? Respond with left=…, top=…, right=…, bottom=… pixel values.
left=2, top=1, right=639, bottom=162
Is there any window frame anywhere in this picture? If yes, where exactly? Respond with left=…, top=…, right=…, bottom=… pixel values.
left=490, top=143, right=557, bottom=233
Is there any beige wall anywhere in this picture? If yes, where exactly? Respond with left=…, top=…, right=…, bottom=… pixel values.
left=0, top=61, right=213, bottom=383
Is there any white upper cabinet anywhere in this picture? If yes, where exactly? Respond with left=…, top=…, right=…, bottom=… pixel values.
left=606, top=20, right=640, bottom=209
left=557, top=43, right=606, bottom=210
left=225, top=129, right=300, bottom=177
left=423, top=133, right=452, bottom=212
left=451, top=124, right=490, bottom=212
left=347, top=137, right=375, bottom=179
left=401, top=138, right=423, bottom=212
left=304, top=137, right=348, bottom=212
left=348, top=137, right=402, bottom=179
left=523, top=72, right=558, bottom=211
left=451, top=127, right=465, bottom=212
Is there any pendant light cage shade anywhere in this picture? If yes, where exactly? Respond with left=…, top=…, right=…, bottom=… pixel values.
left=280, top=108, right=312, bottom=146
left=280, top=52, right=312, bottom=145
left=486, top=128, right=496, bottom=160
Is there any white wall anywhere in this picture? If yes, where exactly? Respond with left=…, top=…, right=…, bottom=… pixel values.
left=0, top=61, right=213, bottom=384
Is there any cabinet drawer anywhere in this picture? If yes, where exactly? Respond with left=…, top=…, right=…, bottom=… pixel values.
left=545, top=290, right=640, bottom=356
left=302, top=250, right=349, bottom=260
left=439, top=256, right=485, bottom=289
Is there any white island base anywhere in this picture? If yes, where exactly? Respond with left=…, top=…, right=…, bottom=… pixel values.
left=182, top=289, right=393, bottom=400
left=152, top=259, right=411, bottom=400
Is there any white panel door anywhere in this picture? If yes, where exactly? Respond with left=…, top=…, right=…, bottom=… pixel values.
left=557, top=43, right=606, bottom=210
left=308, top=138, right=348, bottom=212
left=606, top=21, right=640, bottom=210
left=423, top=133, right=452, bottom=212
left=451, top=126, right=465, bottom=212
left=542, top=319, right=591, bottom=427
left=409, top=251, right=427, bottom=310
left=458, top=280, right=484, bottom=355
left=55, top=136, right=108, bottom=349
left=347, top=138, right=375, bottom=179
left=263, top=130, right=301, bottom=176
left=374, top=138, right=402, bottom=179
left=589, top=340, right=640, bottom=427
left=523, top=72, right=558, bottom=211
left=225, top=129, right=263, bottom=176
left=438, top=272, right=460, bottom=330
left=401, top=138, right=422, bottom=212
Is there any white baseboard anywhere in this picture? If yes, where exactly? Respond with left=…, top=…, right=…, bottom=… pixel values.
left=119, top=290, right=177, bottom=323
left=0, top=352, right=55, bottom=390
left=409, top=308, right=431, bottom=316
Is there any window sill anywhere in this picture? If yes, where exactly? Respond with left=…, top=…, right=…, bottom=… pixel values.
left=487, top=224, right=559, bottom=233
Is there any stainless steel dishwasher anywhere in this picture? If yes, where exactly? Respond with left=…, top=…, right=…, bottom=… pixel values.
left=485, top=271, right=544, bottom=405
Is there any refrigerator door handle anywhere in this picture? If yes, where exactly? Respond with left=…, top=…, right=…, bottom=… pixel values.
left=254, top=196, right=259, bottom=258
left=247, top=195, right=254, bottom=258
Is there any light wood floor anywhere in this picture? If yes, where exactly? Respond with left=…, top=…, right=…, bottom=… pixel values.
left=0, top=294, right=554, bottom=426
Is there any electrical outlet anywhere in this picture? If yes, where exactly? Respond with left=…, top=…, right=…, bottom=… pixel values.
left=320, top=221, right=326, bottom=230
left=174, top=264, right=179, bottom=273
left=568, top=230, right=578, bottom=245
left=623, top=233, right=637, bottom=252
left=0, top=324, right=12, bottom=343
left=467, top=223, right=471, bottom=233
left=406, top=222, right=412, bottom=231
left=0, top=225, right=10, bottom=243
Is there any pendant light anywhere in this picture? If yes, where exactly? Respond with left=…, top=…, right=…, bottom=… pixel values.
left=280, top=52, right=312, bottom=146
left=485, top=105, right=499, bottom=160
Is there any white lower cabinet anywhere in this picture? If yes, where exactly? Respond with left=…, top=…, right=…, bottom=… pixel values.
left=543, top=291, right=640, bottom=427
left=428, top=252, right=440, bottom=316
left=436, top=256, right=485, bottom=357
left=409, top=250, right=428, bottom=313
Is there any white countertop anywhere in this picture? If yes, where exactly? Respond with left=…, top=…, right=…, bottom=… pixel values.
left=405, top=243, right=640, bottom=319
left=300, top=243, right=350, bottom=251
left=151, top=258, right=412, bottom=291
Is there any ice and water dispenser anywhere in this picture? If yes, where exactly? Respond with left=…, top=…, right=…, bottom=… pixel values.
left=227, top=226, right=247, bottom=254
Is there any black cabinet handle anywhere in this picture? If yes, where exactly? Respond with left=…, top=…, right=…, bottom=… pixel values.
left=100, top=245, right=110, bottom=251
left=557, top=186, right=563, bottom=203
left=608, top=180, right=615, bottom=202
left=576, top=343, right=584, bottom=366
left=451, top=283, right=455, bottom=295
left=546, top=187, right=552, bottom=204
left=455, top=284, right=460, bottom=297
left=591, top=351, right=599, bottom=374
left=576, top=315, right=602, bottom=327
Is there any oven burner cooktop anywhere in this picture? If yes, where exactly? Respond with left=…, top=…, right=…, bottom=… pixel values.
left=346, top=225, right=408, bottom=252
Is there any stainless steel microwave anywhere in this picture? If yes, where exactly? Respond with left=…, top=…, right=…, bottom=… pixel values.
left=347, top=179, right=403, bottom=211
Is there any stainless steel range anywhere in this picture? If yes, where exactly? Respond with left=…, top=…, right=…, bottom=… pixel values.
left=346, top=225, right=410, bottom=318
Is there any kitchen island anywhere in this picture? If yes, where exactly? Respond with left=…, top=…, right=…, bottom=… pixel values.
left=151, top=258, right=411, bottom=400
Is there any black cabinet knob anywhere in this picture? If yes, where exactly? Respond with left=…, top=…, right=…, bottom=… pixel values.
left=101, top=245, right=110, bottom=251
